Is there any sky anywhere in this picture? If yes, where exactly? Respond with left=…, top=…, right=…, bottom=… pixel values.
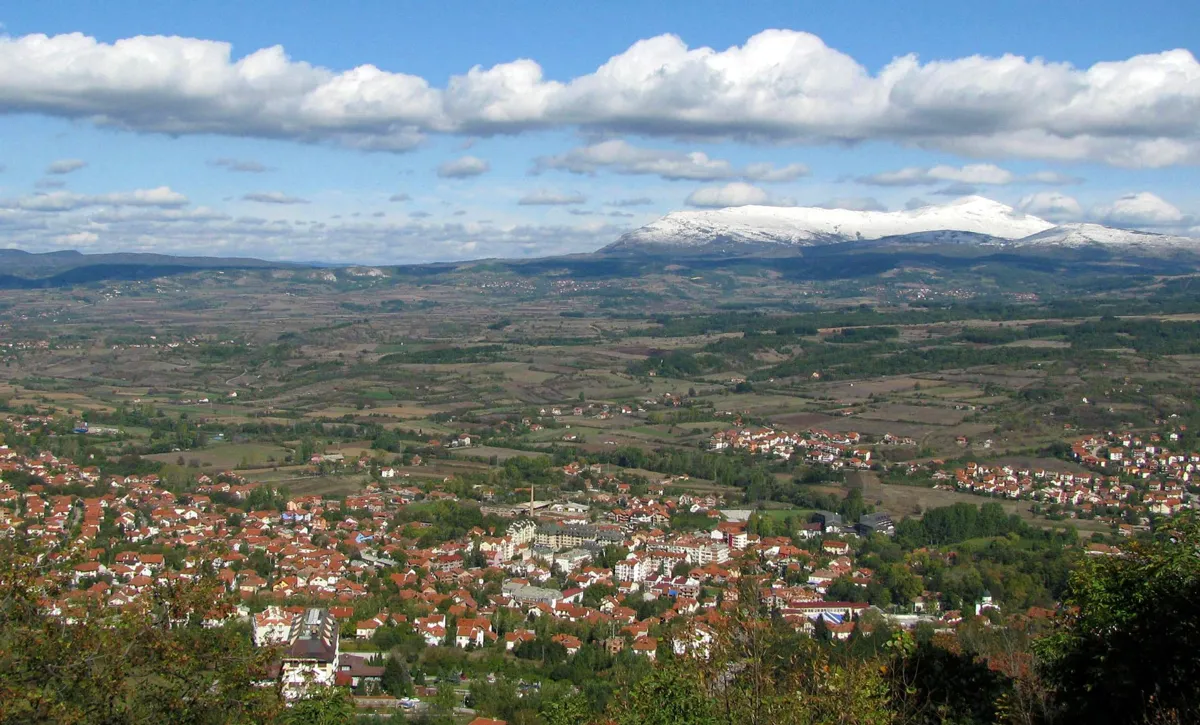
left=0, top=0, right=1197, bottom=263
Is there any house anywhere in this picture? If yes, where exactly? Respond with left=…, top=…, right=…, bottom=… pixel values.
left=252, top=606, right=297, bottom=646
left=812, top=511, right=842, bottom=531
left=276, top=608, right=340, bottom=701
left=454, top=617, right=496, bottom=649
left=551, top=634, right=582, bottom=655
left=468, top=718, right=508, bottom=725
left=822, top=540, right=852, bottom=556
left=631, top=637, right=658, bottom=660
left=337, top=653, right=385, bottom=690
left=504, top=629, right=537, bottom=651
left=856, top=513, right=894, bottom=536
left=415, top=614, right=447, bottom=647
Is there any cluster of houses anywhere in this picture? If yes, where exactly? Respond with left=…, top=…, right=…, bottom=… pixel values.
left=708, top=426, right=872, bottom=467
left=913, top=428, right=1199, bottom=522
left=0, top=413, right=1122, bottom=709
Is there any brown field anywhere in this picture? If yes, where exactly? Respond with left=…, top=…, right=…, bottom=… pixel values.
left=839, top=472, right=1109, bottom=534
left=856, top=403, right=973, bottom=426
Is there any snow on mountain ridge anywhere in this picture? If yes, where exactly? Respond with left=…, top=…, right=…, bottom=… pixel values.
left=610, top=196, right=1055, bottom=249
left=1010, top=223, right=1197, bottom=249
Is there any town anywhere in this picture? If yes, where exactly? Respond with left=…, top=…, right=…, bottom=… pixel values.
left=3, top=393, right=1189, bottom=722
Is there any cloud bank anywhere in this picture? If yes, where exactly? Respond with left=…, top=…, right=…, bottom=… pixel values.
left=533, top=140, right=808, bottom=182
left=0, top=30, right=1197, bottom=165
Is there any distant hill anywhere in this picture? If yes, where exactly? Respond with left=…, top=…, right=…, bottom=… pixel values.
left=0, top=249, right=295, bottom=288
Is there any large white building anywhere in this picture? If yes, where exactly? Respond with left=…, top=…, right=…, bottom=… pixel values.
left=252, top=607, right=341, bottom=701
left=252, top=605, right=296, bottom=646
left=615, top=556, right=650, bottom=583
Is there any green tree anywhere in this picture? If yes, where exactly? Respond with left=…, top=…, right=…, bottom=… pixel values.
left=283, top=686, right=354, bottom=725
left=0, top=543, right=282, bottom=724
left=431, top=684, right=459, bottom=719
left=1035, top=514, right=1200, bottom=724
left=611, top=663, right=717, bottom=725
left=542, top=692, right=592, bottom=725
left=381, top=655, right=413, bottom=698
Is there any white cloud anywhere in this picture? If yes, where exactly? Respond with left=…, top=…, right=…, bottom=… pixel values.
left=932, top=183, right=979, bottom=197
left=1091, top=192, right=1186, bottom=227
left=518, top=189, right=586, bottom=205
left=1017, top=190, right=1192, bottom=229
left=817, top=197, right=887, bottom=212
left=210, top=157, right=269, bottom=172
left=1017, top=191, right=1085, bottom=221
left=0, top=200, right=628, bottom=262
left=608, top=197, right=655, bottom=207
left=1, top=186, right=188, bottom=211
left=242, top=191, right=308, bottom=204
left=46, top=158, right=87, bottom=175
left=857, top=163, right=1079, bottom=187
left=533, top=139, right=807, bottom=182
left=685, top=182, right=795, bottom=208
left=389, top=192, right=411, bottom=202
left=89, top=206, right=230, bottom=223
left=0, top=30, right=1197, bottom=165
left=1025, top=170, right=1081, bottom=185
left=742, top=161, right=810, bottom=182
left=437, top=155, right=490, bottom=178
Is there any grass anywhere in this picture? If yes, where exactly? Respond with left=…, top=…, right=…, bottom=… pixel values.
left=146, top=442, right=292, bottom=470
left=754, top=507, right=816, bottom=521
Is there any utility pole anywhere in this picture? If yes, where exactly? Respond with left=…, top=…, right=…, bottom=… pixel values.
left=530, top=484, right=535, bottom=518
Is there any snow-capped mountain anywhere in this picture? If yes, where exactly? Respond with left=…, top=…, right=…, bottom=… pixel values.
left=607, top=197, right=1056, bottom=250
left=1008, top=223, right=1197, bottom=249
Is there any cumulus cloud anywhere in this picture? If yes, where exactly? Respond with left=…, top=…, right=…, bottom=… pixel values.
left=46, top=158, right=87, bottom=175
left=933, top=183, right=979, bottom=196
left=533, top=139, right=807, bottom=182
left=210, top=157, right=269, bottom=172
left=1017, top=191, right=1085, bottom=222
left=0, top=186, right=188, bottom=212
left=1016, top=190, right=1192, bottom=229
left=18, top=209, right=623, bottom=262
left=518, top=189, right=586, bottom=205
left=242, top=191, right=308, bottom=204
left=608, top=197, right=654, bottom=207
left=817, top=197, right=887, bottom=212
left=0, top=30, right=1197, bottom=165
left=437, top=155, right=490, bottom=178
left=685, top=182, right=795, bottom=208
left=389, top=192, right=411, bottom=202
left=742, top=161, right=810, bottom=182
left=1025, top=170, right=1082, bottom=185
left=857, top=163, right=1079, bottom=187
left=1091, top=192, right=1187, bottom=227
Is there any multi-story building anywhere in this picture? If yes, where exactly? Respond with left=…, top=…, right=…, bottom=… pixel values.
left=277, top=608, right=340, bottom=701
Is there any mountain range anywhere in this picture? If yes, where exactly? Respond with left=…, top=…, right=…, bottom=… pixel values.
left=1, top=196, right=1198, bottom=288
left=605, top=196, right=1197, bottom=254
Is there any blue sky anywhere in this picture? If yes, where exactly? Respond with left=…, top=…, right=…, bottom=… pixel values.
left=0, top=1, right=1197, bottom=262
